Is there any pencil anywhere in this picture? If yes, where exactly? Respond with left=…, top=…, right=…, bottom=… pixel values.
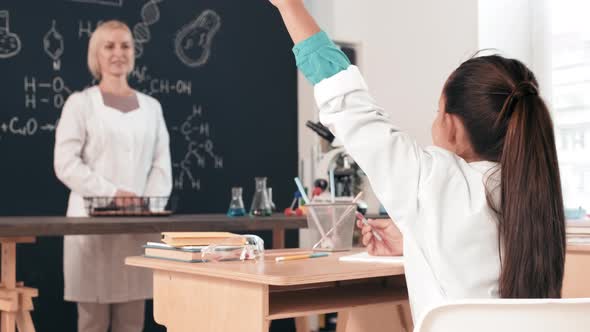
left=275, top=252, right=329, bottom=262
left=356, top=212, right=383, bottom=241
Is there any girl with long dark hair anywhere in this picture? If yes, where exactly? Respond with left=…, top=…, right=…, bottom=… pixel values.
left=269, top=0, right=566, bottom=321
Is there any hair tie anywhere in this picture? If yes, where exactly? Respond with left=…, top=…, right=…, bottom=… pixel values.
left=495, top=81, right=539, bottom=127
left=510, top=81, right=539, bottom=100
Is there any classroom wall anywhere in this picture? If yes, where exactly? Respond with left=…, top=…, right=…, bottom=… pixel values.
left=297, top=0, right=479, bottom=211
left=299, top=0, right=479, bottom=145
left=478, top=0, right=552, bottom=99
left=479, top=0, right=533, bottom=64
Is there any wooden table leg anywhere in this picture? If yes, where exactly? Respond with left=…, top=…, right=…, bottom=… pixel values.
left=271, top=228, right=309, bottom=331
left=335, top=311, right=349, bottom=332
left=1, top=242, right=17, bottom=332
left=294, top=316, right=309, bottom=332
left=272, top=226, right=286, bottom=249
left=15, top=311, right=35, bottom=332
left=336, top=301, right=413, bottom=332
left=396, top=302, right=412, bottom=332
left=152, top=270, right=269, bottom=332
left=0, top=238, right=37, bottom=332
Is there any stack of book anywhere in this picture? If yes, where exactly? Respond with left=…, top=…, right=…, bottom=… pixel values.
left=144, top=232, right=247, bottom=262
left=161, top=232, right=247, bottom=247
left=144, top=242, right=207, bottom=262
left=567, top=220, right=590, bottom=245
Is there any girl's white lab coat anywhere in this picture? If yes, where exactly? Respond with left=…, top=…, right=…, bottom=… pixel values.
left=54, top=86, right=172, bottom=303
left=316, top=66, right=501, bottom=322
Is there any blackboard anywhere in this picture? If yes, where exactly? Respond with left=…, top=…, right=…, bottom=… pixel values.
left=1, top=1, right=299, bottom=331
left=0, top=0, right=298, bottom=216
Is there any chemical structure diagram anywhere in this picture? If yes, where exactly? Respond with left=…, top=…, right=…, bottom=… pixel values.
left=128, top=64, right=192, bottom=97
left=171, top=105, right=223, bottom=191
left=0, top=116, right=58, bottom=140
left=23, top=75, right=72, bottom=110
left=43, top=20, right=64, bottom=70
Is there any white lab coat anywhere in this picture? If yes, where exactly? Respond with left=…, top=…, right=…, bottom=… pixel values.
left=316, top=66, right=501, bottom=322
left=54, top=86, right=172, bottom=303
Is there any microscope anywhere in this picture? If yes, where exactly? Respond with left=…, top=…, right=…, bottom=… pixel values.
left=315, top=147, right=356, bottom=198
left=306, top=121, right=381, bottom=214
left=306, top=121, right=359, bottom=199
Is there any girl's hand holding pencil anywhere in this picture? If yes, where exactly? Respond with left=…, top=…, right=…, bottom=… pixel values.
left=357, top=218, right=403, bottom=256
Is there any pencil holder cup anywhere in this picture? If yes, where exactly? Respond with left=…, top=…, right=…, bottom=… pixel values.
left=306, top=202, right=356, bottom=251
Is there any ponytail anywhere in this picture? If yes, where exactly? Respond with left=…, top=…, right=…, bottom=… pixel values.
left=444, top=55, right=566, bottom=298
left=497, top=83, right=565, bottom=298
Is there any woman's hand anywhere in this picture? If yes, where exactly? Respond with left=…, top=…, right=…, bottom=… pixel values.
left=114, top=189, right=138, bottom=208
left=357, top=218, right=403, bottom=256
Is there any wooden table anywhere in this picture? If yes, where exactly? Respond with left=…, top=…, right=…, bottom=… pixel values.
left=563, top=244, right=590, bottom=298
left=0, top=214, right=307, bottom=250
left=564, top=220, right=590, bottom=298
left=0, top=214, right=307, bottom=332
left=126, top=249, right=411, bottom=332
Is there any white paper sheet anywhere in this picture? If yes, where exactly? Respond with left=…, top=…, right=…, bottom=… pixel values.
left=339, top=251, right=404, bottom=264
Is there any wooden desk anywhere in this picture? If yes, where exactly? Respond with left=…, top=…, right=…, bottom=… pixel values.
left=0, top=214, right=307, bottom=250
left=563, top=244, right=590, bottom=298
left=0, top=214, right=307, bottom=332
left=126, top=249, right=411, bottom=332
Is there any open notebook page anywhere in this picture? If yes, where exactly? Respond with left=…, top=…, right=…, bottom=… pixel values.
left=339, top=251, right=404, bottom=264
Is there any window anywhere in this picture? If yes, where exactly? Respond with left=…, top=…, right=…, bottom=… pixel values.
left=551, top=0, right=590, bottom=210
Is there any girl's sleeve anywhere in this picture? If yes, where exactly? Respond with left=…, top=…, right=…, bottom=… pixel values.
left=315, top=67, right=435, bottom=222
left=294, top=31, right=351, bottom=84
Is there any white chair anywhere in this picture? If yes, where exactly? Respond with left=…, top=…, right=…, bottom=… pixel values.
left=414, top=298, right=590, bottom=332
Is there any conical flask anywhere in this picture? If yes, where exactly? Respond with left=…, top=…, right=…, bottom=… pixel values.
left=227, top=187, right=246, bottom=217
left=267, top=187, right=276, bottom=212
left=250, top=177, right=272, bottom=217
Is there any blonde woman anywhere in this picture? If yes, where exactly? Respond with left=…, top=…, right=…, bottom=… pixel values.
left=54, top=20, right=172, bottom=332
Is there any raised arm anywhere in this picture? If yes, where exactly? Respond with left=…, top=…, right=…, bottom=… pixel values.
left=270, top=0, right=320, bottom=44
left=270, top=1, right=434, bottom=225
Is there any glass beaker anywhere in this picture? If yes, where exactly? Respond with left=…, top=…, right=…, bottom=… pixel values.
left=250, top=177, right=272, bottom=217
left=227, top=187, right=246, bottom=217
left=267, top=187, right=276, bottom=212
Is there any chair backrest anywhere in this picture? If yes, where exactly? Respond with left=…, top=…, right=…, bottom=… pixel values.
left=414, top=298, right=590, bottom=332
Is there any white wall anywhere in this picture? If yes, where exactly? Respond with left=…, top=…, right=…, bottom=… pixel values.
left=302, top=0, right=479, bottom=146
left=478, top=0, right=552, bottom=98
left=479, top=0, right=533, bottom=64
left=297, top=0, right=479, bottom=211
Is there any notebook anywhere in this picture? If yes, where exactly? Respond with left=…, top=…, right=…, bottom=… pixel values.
left=143, top=242, right=206, bottom=262
left=143, top=242, right=245, bottom=263
left=339, top=251, right=404, bottom=264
